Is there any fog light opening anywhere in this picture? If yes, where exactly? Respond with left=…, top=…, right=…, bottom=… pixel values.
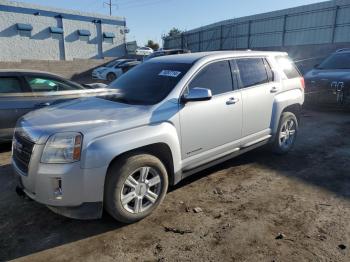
left=53, top=178, right=63, bottom=200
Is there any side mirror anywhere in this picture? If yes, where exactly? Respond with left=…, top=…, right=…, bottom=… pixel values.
left=181, top=87, right=212, bottom=102
left=313, top=64, right=319, bottom=69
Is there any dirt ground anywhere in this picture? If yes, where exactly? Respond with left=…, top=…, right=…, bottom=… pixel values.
left=1, top=108, right=350, bottom=262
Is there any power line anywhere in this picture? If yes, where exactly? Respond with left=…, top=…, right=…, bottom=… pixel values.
left=103, top=0, right=117, bottom=15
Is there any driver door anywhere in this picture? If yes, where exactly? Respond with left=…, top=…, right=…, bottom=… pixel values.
left=179, top=60, right=242, bottom=170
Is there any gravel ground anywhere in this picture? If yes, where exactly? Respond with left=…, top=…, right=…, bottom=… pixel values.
left=1, top=109, right=350, bottom=262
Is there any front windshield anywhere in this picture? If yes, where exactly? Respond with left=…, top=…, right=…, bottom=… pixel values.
left=107, top=62, right=192, bottom=105
left=318, top=53, right=350, bottom=70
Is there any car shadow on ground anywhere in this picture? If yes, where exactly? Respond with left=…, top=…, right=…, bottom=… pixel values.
left=1, top=109, right=350, bottom=261
left=174, top=108, right=350, bottom=200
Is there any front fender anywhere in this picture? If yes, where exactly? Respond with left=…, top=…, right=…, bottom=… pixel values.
left=271, top=88, right=304, bottom=134
left=81, top=122, right=182, bottom=174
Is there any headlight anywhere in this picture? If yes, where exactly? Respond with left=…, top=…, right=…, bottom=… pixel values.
left=41, top=132, right=82, bottom=164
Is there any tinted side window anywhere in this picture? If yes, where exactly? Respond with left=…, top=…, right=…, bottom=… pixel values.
left=275, top=56, right=301, bottom=79
left=236, top=58, right=269, bottom=88
left=189, top=61, right=233, bottom=95
left=0, top=77, right=22, bottom=94
left=26, top=77, right=84, bottom=92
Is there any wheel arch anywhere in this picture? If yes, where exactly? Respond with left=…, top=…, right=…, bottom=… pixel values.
left=282, top=103, right=302, bottom=122
left=105, top=142, right=176, bottom=186
left=271, top=89, right=304, bottom=135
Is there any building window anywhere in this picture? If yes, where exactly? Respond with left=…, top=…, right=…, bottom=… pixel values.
left=50, top=26, right=64, bottom=39
left=78, top=29, right=91, bottom=41
left=103, top=32, right=115, bottom=44
left=17, top=23, right=33, bottom=37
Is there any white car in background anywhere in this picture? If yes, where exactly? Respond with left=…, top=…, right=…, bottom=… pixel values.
left=135, top=47, right=154, bottom=56
left=92, top=59, right=137, bottom=82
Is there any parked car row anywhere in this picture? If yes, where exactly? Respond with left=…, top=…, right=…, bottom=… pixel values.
left=91, top=49, right=191, bottom=82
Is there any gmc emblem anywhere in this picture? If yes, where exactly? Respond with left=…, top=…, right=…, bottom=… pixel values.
left=331, top=81, right=344, bottom=92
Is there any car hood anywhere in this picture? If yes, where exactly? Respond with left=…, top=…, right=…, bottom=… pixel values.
left=18, top=97, right=153, bottom=144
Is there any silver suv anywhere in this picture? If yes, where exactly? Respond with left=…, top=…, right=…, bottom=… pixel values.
left=13, top=51, right=304, bottom=223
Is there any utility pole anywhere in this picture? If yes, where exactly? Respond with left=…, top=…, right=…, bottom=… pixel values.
left=104, top=0, right=116, bottom=16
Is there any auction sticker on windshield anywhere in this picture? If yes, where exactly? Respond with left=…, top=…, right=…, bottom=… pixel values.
left=159, top=70, right=182, bottom=77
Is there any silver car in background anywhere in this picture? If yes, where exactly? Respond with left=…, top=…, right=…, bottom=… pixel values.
left=91, top=59, right=139, bottom=81
left=13, top=51, right=304, bottom=223
left=0, top=70, right=110, bottom=142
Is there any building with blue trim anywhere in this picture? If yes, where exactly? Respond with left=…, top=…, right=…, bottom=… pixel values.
left=0, top=0, right=127, bottom=61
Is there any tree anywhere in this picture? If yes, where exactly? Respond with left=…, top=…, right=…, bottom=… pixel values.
left=146, top=40, right=159, bottom=51
left=162, top=27, right=183, bottom=40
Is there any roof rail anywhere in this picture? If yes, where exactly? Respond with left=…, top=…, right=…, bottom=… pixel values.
left=336, top=48, right=350, bottom=53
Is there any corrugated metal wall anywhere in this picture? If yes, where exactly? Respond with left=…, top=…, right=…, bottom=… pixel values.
left=164, top=0, right=350, bottom=51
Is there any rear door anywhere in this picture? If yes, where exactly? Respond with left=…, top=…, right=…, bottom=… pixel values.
left=233, top=57, right=277, bottom=143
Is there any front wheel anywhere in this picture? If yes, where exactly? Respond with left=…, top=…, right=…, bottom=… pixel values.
left=104, top=154, right=168, bottom=223
left=272, top=112, right=298, bottom=154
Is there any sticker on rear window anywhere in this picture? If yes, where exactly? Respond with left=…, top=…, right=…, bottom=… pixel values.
left=159, top=70, right=181, bottom=78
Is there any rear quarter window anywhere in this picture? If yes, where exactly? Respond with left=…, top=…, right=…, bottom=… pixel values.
left=275, top=56, right=301, bottom=79
left=236, top=58, right=269, bottom=88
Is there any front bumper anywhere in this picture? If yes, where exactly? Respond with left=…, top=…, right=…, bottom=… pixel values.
left=13, top=143, right=108, bottom=219
left=305, top=89, right=350, bottom=105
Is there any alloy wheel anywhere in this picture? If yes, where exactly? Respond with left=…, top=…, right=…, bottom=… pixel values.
left=279, top=119, right=296, bottom=150
left=120, top=167, right=162, bottom=214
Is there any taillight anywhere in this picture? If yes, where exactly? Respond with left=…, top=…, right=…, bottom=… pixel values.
left=300, top=77, right=305, bottom=89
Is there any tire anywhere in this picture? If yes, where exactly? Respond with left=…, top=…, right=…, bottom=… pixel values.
left=106, top=73, right=117, bottom=82
left=104, top=154, right=169, bottom=223
left=272, top=112, right=299, bottom=155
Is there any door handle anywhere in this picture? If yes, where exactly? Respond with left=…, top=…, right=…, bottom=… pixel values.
left=270, top=87, right=279, bottom=93
left=226, top=97, right=239, bottom=105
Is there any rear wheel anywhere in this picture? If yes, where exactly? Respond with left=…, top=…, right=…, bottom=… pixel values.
left=104, top=154, right=168, bottom=223
left=272, top=112, right=298, bottom=154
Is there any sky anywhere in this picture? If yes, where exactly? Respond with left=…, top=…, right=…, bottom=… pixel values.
left=18, top=0, right=324, bottom=46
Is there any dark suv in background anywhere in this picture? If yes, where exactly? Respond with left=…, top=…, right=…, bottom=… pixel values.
left=304, top=49, right=350, bottom=106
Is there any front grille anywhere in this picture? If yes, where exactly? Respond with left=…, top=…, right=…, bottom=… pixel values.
left=13, top=133, right=35, bottom=174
